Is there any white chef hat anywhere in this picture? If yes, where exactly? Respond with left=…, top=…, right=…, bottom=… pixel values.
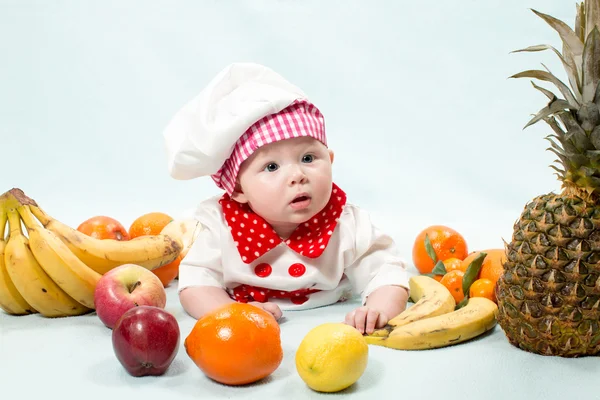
left=163, top=62, right=327, bottom=194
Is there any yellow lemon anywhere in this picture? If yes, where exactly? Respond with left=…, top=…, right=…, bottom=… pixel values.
left=295, top=322, right=368, bottom=393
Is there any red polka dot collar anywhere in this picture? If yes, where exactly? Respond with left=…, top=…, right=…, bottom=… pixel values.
left=218, top=183, right=347, bottom=264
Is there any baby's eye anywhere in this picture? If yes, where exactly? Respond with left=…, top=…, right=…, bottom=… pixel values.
left=264, top=163, right=279, bottom=172
left=302, top=154, right=314, bottom=163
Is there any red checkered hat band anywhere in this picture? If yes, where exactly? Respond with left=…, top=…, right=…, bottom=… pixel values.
left=211, top=99, right=327, bottom=194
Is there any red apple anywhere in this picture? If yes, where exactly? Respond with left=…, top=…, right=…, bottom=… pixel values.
left=112, top=306, right=180, bottom=377
left=94, top=263, right=166, bottom=329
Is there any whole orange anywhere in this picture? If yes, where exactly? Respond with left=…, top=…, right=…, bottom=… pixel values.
left=469, top=278, right=496, bottom=303
left=412, top=225, right=468, bottom=274
left=184, top=302, right=283, bottom=386
left=77, top=216, right=130, bottom=241
left=129, top=212, right=177, bottom=287
left=128, top=212, right=174, bottom=238
left=461, top=249, right=506, bottom=286
left=440, top=270, right=465, bottom=303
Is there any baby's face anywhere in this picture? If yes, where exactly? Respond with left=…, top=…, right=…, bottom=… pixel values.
left=232, top=137, right=333, bottom=234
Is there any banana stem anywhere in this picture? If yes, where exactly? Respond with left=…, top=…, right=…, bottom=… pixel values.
left=28, top=205, right=50, bottom=226
left=16, top=206, right=38, bottom=230
left=6, top=209, right=22, bottom=237
left=0, top=202, right=7, bottom=240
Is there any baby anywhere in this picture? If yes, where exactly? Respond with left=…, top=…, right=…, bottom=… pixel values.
left=163, top=63, right=409, bottom=334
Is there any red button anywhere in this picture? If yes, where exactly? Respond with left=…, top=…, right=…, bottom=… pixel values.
left=254, top=263, right=272, bottom=277
left=288, top=263, right=306, bottom=277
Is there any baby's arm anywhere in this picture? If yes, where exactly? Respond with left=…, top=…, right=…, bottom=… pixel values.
left=180, top=286, right=283, bottom=321
left=179, top=286, right=235, bottom=319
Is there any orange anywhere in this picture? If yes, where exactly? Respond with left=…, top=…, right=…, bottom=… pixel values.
left=469, top=278, right=496, bottom=303
left=184, top=302, right=283, bottom=386
left=129, top=212, right=177, bottom=286
left=128, top=212, right=174, bottom=238
left=461, top=249, right=506, bottom=286
left=443, top=257, right=466, bottom=273
left=152, top=256, right=181, bottom=288
left=77, top=216, right=130, bottom=241
left=412, top=225, right=468, bottom=274
left=440, top=270, right=465, bottom=303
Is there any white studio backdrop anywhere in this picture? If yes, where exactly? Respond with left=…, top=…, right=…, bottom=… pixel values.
left=0, top=0, right=572, bottom=272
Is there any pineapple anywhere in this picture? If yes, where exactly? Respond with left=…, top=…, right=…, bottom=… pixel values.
left=496, top=0, right=600, bottom=357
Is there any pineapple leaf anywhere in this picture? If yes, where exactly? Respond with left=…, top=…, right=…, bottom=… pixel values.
left=563, top=44, right=584, bottom=100
left=430, top=260, right=447, bottom=275
left=511, top=69, right=579, bottom=108
left=462, top=252, right=487, bottom=296
left=559, top=111, right=594, bottom=151
left=531, top=8, right=584, bottom=57
left=590, top=126, right=600, bottom=149
left=582, top=27, right=600, bottom=102
left=513, top=45, right=581, bottom=100
left=524, top=99, right=577, bottom=129
left=586, top=149, right=600, bottom=160
left=531, top=80, right=557, bottom=100
left=576, top=2, right=586, bottom=43
left=549, top=164, right=567, bottom=176
left=585, top=0, right=600, bottom=41
left=543, top=116, right=567, bottom=138
left=424, top=234, right=437, bottom=263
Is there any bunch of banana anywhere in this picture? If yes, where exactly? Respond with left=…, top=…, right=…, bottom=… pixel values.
left=365, top=275, right=498, bottom=350
left=0, top=188, right=183, bottom=317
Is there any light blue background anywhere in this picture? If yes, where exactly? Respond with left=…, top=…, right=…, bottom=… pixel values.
left=1, top=1, right=593, bottom=400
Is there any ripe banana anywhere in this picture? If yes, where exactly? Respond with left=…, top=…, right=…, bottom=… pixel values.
left=18, top=205, right=101, bottom=309
left=160, top=217, right=202, bottom=260
left=365, top=297, right=498, bottom=350
left=367, top=275, right=456, bottom=338
left=0, top=201, right=36, bottom=315
left=28, top=204, right=183, bottom=275
left=3, top=206, right=91, bottom=317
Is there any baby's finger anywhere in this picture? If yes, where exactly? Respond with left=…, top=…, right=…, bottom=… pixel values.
left=353, top=308, right=368, bottom=334
left=344, top=310, right=356, bottom=326
left=267, top=303, right=283, bottom=320
left=365, top=309, right=380, bottom=334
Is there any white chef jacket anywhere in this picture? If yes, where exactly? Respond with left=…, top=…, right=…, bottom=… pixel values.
left=178, top=185, right=409, bottom=310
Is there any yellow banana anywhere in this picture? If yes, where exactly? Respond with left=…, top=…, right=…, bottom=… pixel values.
left=0, top=201, right=36, bottom=315
left=365, top=297, right=498, bottom=350
left=18, top=205, right=101, bottom=309
left=367, top=275, right=456, bottom=338
left=160, top=217, right=202, bottom=260
left=3, top=206, right=91, bottom=317
left=28, top=204, right=182, bottom=275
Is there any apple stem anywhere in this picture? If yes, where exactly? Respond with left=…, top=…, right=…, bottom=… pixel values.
left=128, top=280, right=141, bottom=293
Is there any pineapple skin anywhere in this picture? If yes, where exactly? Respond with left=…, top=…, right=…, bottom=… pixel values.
left=496, top=193, right=600, bottom=357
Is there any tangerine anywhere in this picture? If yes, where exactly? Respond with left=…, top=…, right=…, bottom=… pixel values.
left=412, top=225, right=468, bottom=274
left=184, top=302, right=283, bottom=386
left=469, top=278, right=496, bottom=303
left=440, top=270, right=465, bottom=303
left=461, top=249, right=506, bottom=286
left=152, top=256, right=181, bottom=288
left=129, top=212, right=177, bottom=286
left=443, top=257, right=466, bottom=273
left=128, top=212, right=174, bottom=238
left=77, top=216, right=130, bottom=241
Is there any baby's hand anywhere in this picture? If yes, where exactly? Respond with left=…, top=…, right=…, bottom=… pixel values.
left=249, top=301, right=283, bottom=321
left=345, top=306, right=388, bottom=335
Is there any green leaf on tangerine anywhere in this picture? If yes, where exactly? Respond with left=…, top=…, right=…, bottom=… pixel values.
left=431, top=260, right=447, bottom=276
left=462, top=252, right=487, bottom=296
left=455, top=295, right=470, bottom=310
left=424, top=234, right=438, bottom=263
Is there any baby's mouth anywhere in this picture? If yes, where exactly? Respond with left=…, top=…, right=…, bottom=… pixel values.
left=291, top=195, right=310, bottom=204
